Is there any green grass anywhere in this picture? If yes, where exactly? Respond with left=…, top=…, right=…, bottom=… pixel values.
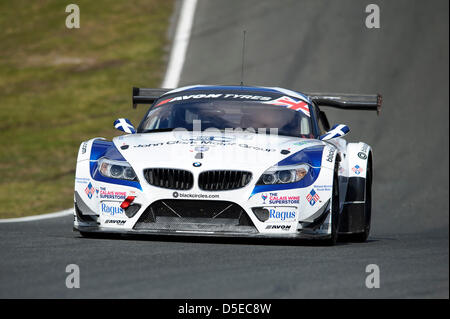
left=0, top=0, right=174, bottom=217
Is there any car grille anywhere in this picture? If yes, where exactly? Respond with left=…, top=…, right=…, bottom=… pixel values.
left=143, top=168, right=194, bottom=190
left=198, top=170, right=252, bottom=191
left=133, top=199, right=257, bottom=233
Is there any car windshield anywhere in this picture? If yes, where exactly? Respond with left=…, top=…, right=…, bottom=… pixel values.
left=138, top=98, right=313, bottom=138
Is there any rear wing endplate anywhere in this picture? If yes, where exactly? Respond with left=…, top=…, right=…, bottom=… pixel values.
left=132, top=87, right=171, bottom=109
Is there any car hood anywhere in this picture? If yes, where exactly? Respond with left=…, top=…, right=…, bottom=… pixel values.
left=112, top=131, right=324, bottom=171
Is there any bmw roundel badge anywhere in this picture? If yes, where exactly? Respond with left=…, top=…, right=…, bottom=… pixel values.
left=193, top=162, right=202, bottom=167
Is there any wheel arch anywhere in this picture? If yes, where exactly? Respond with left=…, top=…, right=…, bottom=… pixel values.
left=338, top=142, right=372, bottom=235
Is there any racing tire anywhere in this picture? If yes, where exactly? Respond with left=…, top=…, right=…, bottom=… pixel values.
left=347, top=164, right=372, bottom=242
left=322, top=167, right=340, bottom=246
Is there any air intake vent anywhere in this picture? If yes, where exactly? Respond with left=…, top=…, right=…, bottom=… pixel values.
left=143, top=168, right=194, bottom=190
left=133, top=199, right=257, bottom=234
left=198, top=170, right=252, bottom=191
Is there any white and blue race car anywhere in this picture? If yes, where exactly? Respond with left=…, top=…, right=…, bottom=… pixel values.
left=74, top=85, right=381, bottom=245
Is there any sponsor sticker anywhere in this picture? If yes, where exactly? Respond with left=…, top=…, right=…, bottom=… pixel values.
left=194, top=146, right=209, bottom=152
left=133, top=139, right=276, bottom=152
left=265, top=224, right=291, bottom=231
left=293, top=140, right=316, bottom=147
left=352, top=165, right=364, bottom=175
left=261, top=193, right=268, bottom=204
left=105, top=220, right=126, bottom=225
left=155, top=94, right=273, bottom=107
left=76, top=177, right=90, bottom=185
left=358, top=152, right=367, bottom=160
left=181, top=135, right=236, bottom=144
left=361, top=144, right=369, bottom=153
left=306, top=189, right=320, bottom=206
left=84, top=182, right=95, bottom=199
left=326, top=147, right=335, bottom=162
left=314, top=185, right=332, bottom=192
left=265, top=193, right=300, bottom=205
left=81, top=142, right=87, bottom=154
left=99, top=189, right=127, bottom=200
left=267, top=208, right=296, bottom=222
left=358, top=144, right=369, bottom=159
left=238, top=144, right=276, bottom=152
left=263, top=96, right=310, bottom=117
left=100, top=202, right=124, bottom=216
left=173, top=192, right=219, bottom=199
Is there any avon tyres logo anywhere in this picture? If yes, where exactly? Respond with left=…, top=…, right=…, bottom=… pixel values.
left=265, top=225, right=291, bottom=231
left=268, top=209, right=296, bottom=221
left=154, top=93, right=273, bottom=107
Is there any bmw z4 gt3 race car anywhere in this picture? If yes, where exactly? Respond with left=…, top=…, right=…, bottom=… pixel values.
left=74, top=85, right=382, bottom=245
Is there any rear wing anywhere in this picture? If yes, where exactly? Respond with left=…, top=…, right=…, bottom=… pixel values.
left=132, top=87, right=171, bottom=109
left=305, top=93, right=382, bottom=115
left=132, top=87, right=382, bottom=114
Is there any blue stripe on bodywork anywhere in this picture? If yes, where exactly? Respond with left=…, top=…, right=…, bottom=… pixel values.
left=250, top=145, right=324, bottom=197
left=89, top=139, right=142, bottom=190
left=278, top=145, right=324, bottom=167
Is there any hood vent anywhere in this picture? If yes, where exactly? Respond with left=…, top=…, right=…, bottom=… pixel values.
left=143, top=168, right=193, bottom=190
left=198, top=170, right=252, bottom=191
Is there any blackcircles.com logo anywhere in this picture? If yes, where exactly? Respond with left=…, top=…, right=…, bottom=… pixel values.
left=172, top=192, right=219, bottom=199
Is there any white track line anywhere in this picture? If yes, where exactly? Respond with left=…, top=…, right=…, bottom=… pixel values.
left=162, top=0, right=197, bottom=88
left=0, top=208, right=73, bottom=223
left=0, top=0, right=197, bottom=223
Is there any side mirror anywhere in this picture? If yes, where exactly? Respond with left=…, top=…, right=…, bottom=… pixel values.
left=114, top=118, right=136, bottom=134
left=319, top=124, right=350, bottom=141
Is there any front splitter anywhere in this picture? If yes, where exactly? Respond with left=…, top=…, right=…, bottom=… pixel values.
left=74, top=225, right=331, bottom=240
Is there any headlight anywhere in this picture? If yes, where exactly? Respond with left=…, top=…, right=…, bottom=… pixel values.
left=257, top=164, right=310, bottom=185
left=98, top=158, right=138, bottom=181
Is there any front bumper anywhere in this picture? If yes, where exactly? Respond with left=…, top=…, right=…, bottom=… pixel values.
left=74, top=194, right=333, bottom=240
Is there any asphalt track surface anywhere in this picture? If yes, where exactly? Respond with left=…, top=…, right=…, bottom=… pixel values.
left=0, top=0, right=448, bottom=298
